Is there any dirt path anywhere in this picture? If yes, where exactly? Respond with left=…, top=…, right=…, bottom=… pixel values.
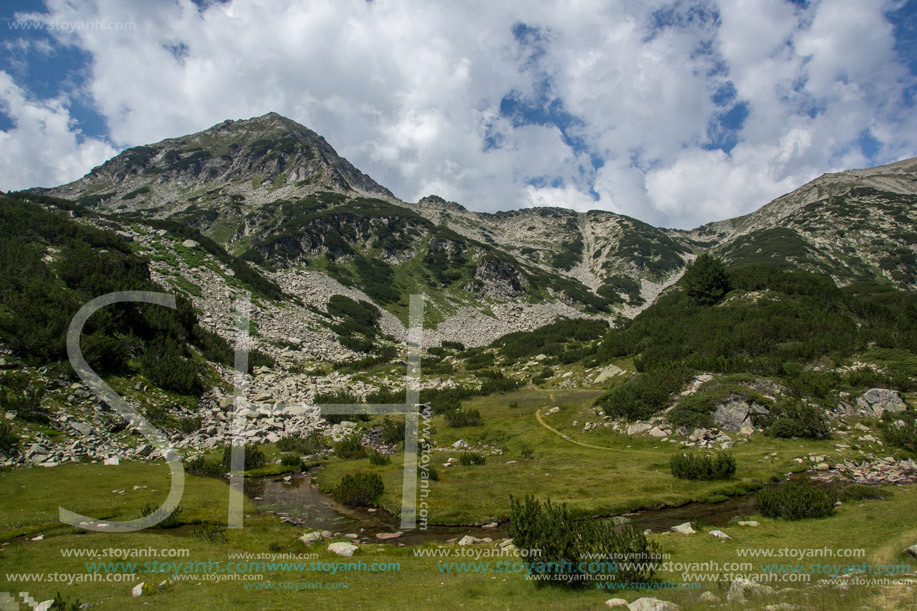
left=534, top=392, right=662, bottom=455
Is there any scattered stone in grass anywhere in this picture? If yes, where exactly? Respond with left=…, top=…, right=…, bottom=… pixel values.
left=328, top=542, right=358, bottom=557
left=628, top=598, right=682, bottom=611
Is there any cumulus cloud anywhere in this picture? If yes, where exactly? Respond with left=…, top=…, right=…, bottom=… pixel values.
left=0, top=71, right=116, bottom=190
left=0, top=0, right=914, bottom=227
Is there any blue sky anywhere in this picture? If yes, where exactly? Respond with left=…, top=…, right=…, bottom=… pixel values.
left=1, top=0, right=915, bottom=228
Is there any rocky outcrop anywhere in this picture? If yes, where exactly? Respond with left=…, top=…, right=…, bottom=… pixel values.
left=713, top=399, right=768, bottom=434
left=853, top=388, right=908, bottom=418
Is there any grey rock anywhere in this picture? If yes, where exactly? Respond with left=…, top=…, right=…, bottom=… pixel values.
left=671, top=522, right=695, bottom=535
left=300, top=531, right=324, bottom=545
left=70, top=421, right=92, bottom=436
left=136, top=444, right=153, bottom=457
left=713, top=400, right=768, bottom=433
left=856, top=388, right=907, bottom=418
left=627, top=598, right=681, bottom=611
left=727, top=577, right=774, bottom=603
left=327, top=542, right=358, bottom=557
left=698, top=591, right=721, bottom=604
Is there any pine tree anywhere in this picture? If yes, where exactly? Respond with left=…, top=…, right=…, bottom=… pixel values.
left=682, top=253, right=731, bottom=305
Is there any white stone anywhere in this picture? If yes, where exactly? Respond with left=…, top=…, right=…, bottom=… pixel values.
left=628, top=597, right=682, bottom=611
left=709, top=530, right=731, bottom=539
left=328, top=542, right=358, bottom=557
left=131, top=583, right=145, bottom=597
left=300, top=531, right=324, bottom=545
left=671, top=522, right=695, bottom=535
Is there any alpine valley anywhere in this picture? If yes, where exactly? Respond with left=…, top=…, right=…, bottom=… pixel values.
left=2, top=112, right=917, bottom=610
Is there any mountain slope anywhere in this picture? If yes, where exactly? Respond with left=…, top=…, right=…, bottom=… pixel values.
left=33, top=112, right=917, bottom=345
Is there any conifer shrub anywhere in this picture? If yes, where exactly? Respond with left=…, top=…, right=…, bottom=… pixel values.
left=380, top=416, right=405, bottom=444
left=367, top=450, right=391, bottom=466
left=507, top=495, right=660, bottom=588
left=669, top=451, right=736, bottom=480
left=276, top=432, right=324, bottom=454
left=333, top=472, right=384, bottom=507
left=880, top=411, right=917, bottom=452
left=445, top=408, right=481, bottom=427
left=755, top=482, right=835, bottom=520
left=0, top=421, right=19, bottom=454
left=187, top=456, right=223, bottom=478
left=221, top=444, right=265, bottom=471
left=334, top=434, right=366, bottom=459
left=459, top=451, right=486, bottom=465
left=755, top=401, right=831, bottom=439
left=280, top=454, right=303, bottom=467
left=140, top=503, right=184, bottom=528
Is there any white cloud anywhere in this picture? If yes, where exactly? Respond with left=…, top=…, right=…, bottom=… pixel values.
left=0, top=0, right=914, bottom=227
left=0, top=71, right=116, bottom=190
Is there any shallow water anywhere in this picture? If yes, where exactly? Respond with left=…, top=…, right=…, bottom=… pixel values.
left=243, top=472, right=775, bottom=544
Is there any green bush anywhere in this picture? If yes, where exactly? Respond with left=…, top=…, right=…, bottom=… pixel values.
left=0, top=373, right=48, bottom=424
left=140, top=336, right=201, bottom=396
left=140, top=503, right=184, bottom=528
left=276, top=433, right=324, bottom=454
left=445, top=408, right=481, bottom=428
left=333, top=472, right=384, bottom=507
left=334, top=434, right=366, bottom=459
left=755, top=482, right=835, bottom=520
left=280, top=454, right=303, bottom=468
left=458, top=451, right=486, bottom=466
left=670, top=452, right=736, bottom=480
left=705, top=494, right=729, bottom=504
left=880, top=412, right=917, bottom=452
left=187, top=456, right=223, bottom=478
left=380, top=416, right=405, bottom=444
left=0, top=420, right=19, bottom=454
left=191, top=524, right=228, bottom=543
left=520, top=442, right=535, bottom=459
left=507, top=495, right=660, bottom=588
left=756, top=401, right=831, bottom=439
left=368, top=450, right=391, bottom=466
left=178, top=416, right=201, bottom=434
left=596, top=367, right=692, bottom=421
left=221, top=445, right=265, bottom=471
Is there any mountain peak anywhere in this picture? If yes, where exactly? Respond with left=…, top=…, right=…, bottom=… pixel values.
left=43, top=113, right=393, bottom=214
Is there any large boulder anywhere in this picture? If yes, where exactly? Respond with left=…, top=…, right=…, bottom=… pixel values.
left=594, top=364, right=624, bottom=384
left=713, top=400, right=768, bottom=434
left=855, top=389, right=907, bottom=418
left=628, top=598, right=681, bottom=611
